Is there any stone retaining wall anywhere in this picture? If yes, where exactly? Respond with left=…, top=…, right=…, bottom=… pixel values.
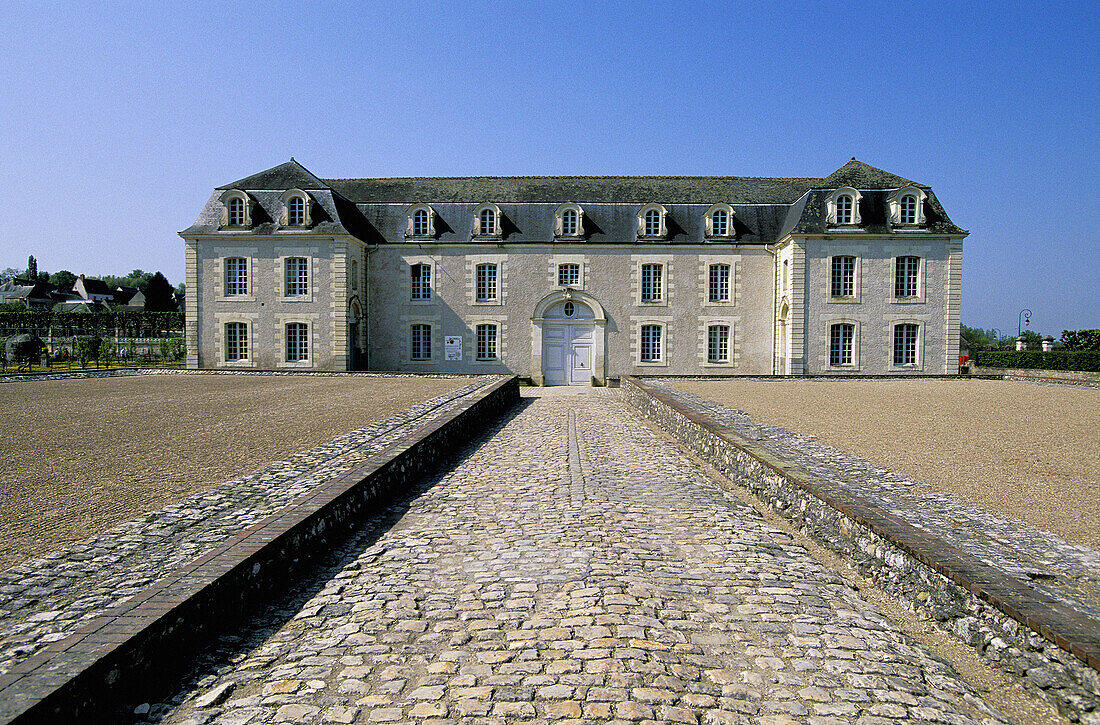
left=969, top=366, right=1100, bottom=387
left=621, top=376, right=1100, bottom=722
left=0, top=375, right=519, bottom=725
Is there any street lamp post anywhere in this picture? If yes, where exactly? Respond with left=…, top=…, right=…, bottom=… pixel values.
left=1018, top=309, right=1032, bottom=337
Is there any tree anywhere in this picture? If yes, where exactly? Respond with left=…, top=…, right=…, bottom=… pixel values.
left=1062, top=329, right=1100, bottom=351
left=144, top=271, right=176, bottom=311
left=49, top=270, right=78, bottom=291
left=1018, top=329, right=1043, bottom=349
left=26, top=256, right=37, bottom=280
left=0, top=268, right=20, bottom=283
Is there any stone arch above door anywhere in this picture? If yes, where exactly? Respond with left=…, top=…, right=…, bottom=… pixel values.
left=531, top=289, right=607, bottom=386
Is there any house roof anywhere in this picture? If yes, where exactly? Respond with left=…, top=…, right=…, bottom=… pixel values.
left=186, top=158, right=965, bottom=239
left=76, top=276, right=112, bottom=295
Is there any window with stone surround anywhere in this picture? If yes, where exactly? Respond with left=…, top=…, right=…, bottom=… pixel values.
left=640, top=324, right=663, bottom=362
left=895, top=256, right=919, bottom=298
left=829, top=323, right=854, bottom=366
left=284, top=257, right=309, bottom=297
left=476, top=263, right=498, bottom=302
left=830, top=256, right=855, bottom=298
left=225, top=257, right=248, bottom=296
left=707, top=324, right=730, bottom=363
left=708, top=264, right=730, bottom=303
left=641, top=263, right=663, bottom=302
left=411, top=324, right=432, bottom=360
left=411, top=263, right=431, bottom=300
left=476, top=323, right=498, bottom=361
left=285, top=322, right=309, bottom=362
left=225, top=322, right=248, bottom=361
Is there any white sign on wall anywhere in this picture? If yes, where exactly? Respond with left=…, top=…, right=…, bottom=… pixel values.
left=444, top=335, right=462, bottom=361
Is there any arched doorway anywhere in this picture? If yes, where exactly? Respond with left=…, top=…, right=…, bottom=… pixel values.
left=348, top=298, right=364, bottom=370
left=778, top=300, right=789, bottom=375
left=532, top=289, right=607, bottom=386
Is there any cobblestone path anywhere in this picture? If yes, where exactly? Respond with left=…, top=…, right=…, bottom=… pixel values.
left=160, top=389, right=1005, bottom=725
left=0, top=378, right=501, bottom=677
left=648, top=382, right=1100, bottom=621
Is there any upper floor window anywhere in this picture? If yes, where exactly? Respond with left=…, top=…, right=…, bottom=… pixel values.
left=830, top=255, right=855, bottom=298
left=225, top=322, right=248, bottom=361
left=707, top=324, right=730, bottom=363
left=640, top=324, right=663, bottom=362
left=895, top=256, right=919, bottom=298
left=894, top=323, right=918, bottom=365
left=705, top=203, right=734, bottom=238
left=411, top=263, right=431, bottom=300
left=708, top=263, right=730, bottom=303
left=350, top=259, right=358, bottom=290
left=473, top=203, right=503, bottom=238
left=287, top=196, right=305, bottom=225
left=221, top=190, right=251, bottom=227
left=887, top=186, right=927, bottom=227
left=225, top=257, right=248, bottom=296
left=641, top=263, right=663, bottom=302
left=476, top=323, right=498, bottom=361
left=286, top=322, right=309, bottom=362
left=405, top=205, right=436, bottom=239
left=637, top=203, right=668, bottom=239
left=829, top=323, right=854, bottom=366
left=411, top=324, right=432, bottom=360
left=826, top=187, right=862, bottom=227
left=555, top=203, right=584, bottom=238
left=476, top=263, right=498, bottom=301
left=280, top=189, right=311, bottom=227
left=284, top=257, right=309, bottom=296
left=227, top=198, right=245, bottom=226
left=558, top=263, right=580, bottom=287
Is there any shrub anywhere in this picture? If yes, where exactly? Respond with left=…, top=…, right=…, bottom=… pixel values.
left=1061, top=329, right=1100, bottom=351
left=973, top=350, right=1100, bottom=372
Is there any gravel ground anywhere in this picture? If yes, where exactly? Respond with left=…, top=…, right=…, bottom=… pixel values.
left=0, top=374, right=468, bottom=570
left=671, top=379, right=1100, bottom=550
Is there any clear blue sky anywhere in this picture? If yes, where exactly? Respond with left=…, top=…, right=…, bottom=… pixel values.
left=1, top=1, right=1096, bottom=336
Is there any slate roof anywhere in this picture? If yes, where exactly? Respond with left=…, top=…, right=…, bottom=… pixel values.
left=184, top=158, right=965, bottom=240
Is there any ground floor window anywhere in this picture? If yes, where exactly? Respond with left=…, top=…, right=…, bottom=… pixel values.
left=558, top=263, right=580, bottom=287
left=829, top=323, right=854, bottom=366
left=225, top=322, right=248, bottom=361
left=640, top=324, right=663, bottom=362
left=411, top=324, right=431, bottom=360
left=285, top=322, right=309, bottom=362
left=476, top=324, right=498, bottom=360
left=707, top=324, right=730, bottom=363
left=894, top=323, right=918, bottom=365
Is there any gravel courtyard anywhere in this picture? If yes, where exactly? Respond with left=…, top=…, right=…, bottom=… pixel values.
left=0, top=374, right=468, bottom=570
left=671, top=379, right=1100, bottom=549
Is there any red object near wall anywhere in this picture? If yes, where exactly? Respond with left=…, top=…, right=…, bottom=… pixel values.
left=959, top=355, right=969, bottom=365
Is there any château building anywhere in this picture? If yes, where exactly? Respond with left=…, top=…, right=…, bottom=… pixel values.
left=180, top=159, right=965, bottom=384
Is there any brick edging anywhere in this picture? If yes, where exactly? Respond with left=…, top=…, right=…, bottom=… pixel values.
left=0, top=375, right=520, bottom=724
left=621, top=376, right=1100, bottom=719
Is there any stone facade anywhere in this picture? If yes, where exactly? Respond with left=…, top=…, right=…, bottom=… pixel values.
left=181, top=159, right=968, bottom=382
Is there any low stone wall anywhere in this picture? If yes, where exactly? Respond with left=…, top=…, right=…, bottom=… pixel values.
left=0, top=375, right=519, bottom=725
left=621, top=376, right=1100, bottom=722
left=969, top=366, right=1100, bottom=387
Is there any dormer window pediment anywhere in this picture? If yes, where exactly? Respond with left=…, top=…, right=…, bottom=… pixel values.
left=825, top=186, right=863, bottom=227
left=219, top=189, right=254, bottom=228
left=472, top=203, right=504, bottom=239
left=704, top=203, right=735, bottom=239
left=279, top=189, right=313, bottom=227
left=405, top=204, right=437, bottom=239
left=887, top=185, right=928, bottom=227
left=637, top=203, right=668, bottom=240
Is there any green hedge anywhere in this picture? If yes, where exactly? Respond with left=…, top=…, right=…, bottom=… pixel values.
left=0, top=310, right=183, bottom=337
left=973, top=350, right=1100, bottom=372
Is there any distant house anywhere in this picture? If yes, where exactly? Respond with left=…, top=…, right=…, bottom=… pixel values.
left=0, top=280, right=53, bottom=307
left=114, top=286, right=146, bottom=310
left=72, top=275, right=113, bottom=302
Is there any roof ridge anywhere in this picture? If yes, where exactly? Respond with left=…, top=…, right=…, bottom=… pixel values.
left=323, top=174, right=825, bottom=182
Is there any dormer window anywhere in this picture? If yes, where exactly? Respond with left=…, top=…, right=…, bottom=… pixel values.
left=825, top=187, right=863, bottom=227
left=472, top=203, right=503, bottom=239
left=554, top=203, right=584, bottom=238
left=704, top=203, right=735, bottom=239
left=279, top=189, right=312, bottom=227
left=637, top=203, right=668, bottom=239
left=480, top=208, right=497, bottom=235
left=405, top=204, right=436, bottom=239
left=220, top=190, right=252, bottom=228
left=836, top=195, right=853, bottom=224
left=887, top=186, right=927, bottom=228
left=228, top=197, right=245, bottom=226
left=288, top=196, right=304, bottom=225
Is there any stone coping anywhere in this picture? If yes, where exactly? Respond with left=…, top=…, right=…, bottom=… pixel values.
left=624, top=376, right=1100, bottom=673
left=0, top=375, right=519, bottom=724
left=0, top=368, right=487, bottom=383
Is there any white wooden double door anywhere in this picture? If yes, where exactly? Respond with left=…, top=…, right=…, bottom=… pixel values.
left=542, top=322, right=594, bottom=385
